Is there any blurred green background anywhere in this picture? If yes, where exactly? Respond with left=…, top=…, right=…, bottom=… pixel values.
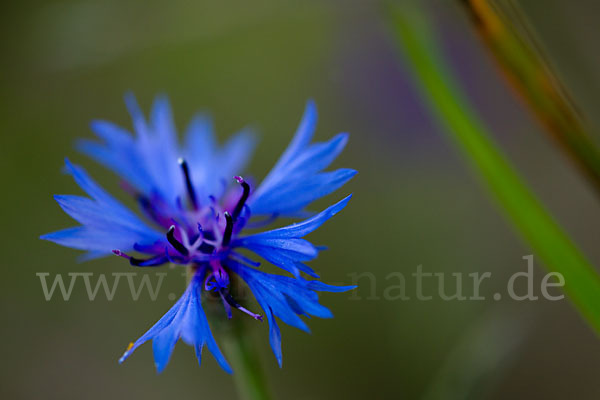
left=2, top=0, right=600, bottom=399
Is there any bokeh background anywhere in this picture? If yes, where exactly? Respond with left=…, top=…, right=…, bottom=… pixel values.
left=2, top=0, right=600, bottom=399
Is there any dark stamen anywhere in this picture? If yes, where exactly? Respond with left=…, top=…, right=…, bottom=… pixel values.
left=198, top=242, right=215, bottom=254
left=219, top=289, right=263, bottom=321
left=222, top=212, right=233, bottom=246
left=129, top=255, right=168, bottom=267
left=178, top=158, right=198, bottom=210
left=164, top=247, right=187, bottom=265
left=166, top=225, right=189, bottom=256
left=112, top=250, right=167, bottom=267
left=232, top=176, right=250, bottom=220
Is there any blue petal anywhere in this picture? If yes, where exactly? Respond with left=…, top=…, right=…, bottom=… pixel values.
left=183, top=114, right=216, bottom=201
left=245, top=238, right=318, bottom=257
left=61, top=159, right=157, bottom=232
left=118, top=297, right=182, bottom=364
left=78, top=122, right=155, bottom=194
left=268, top=100, right=317, bottom=175
left=148, top=95, right=183, bottom=204
left=243, top=195, right=352, bottom=240
left=40, top=160, right=162, bottom=255
left=40, top=226, right=157, bottom=254
left=151, top=95, right=178, bottom=152
left=184, top=114, right=216, bottom=165
left=227, top=260, right=356, bottom=365
left=124, top=92, right=151, bottom=140
left=153, top=298, right=188, bottom=372
left=185, top=127, right=257, bottom=201
left=81, top=94, right=184, bottom=208
left=76, top=139, right=152, bottom=194
left=119, top=270, right=231, bottom=373
left=306, top=281, right=357, bottom=293
left=249, top=101, right=354, bottom=216
left=53, top=194, right=153, bottom=235
left=233, top=196, right=351, bottom=276
left=90, top=120, right=132, bottom=145
left=250, top=169, right=356, bottom=215
left=266, top=307, right=283, bottom=367
left=239, top=245, right=316, bottom=277
left=80, top=94, right=257, bottom=209
left=277, top=132, right=348, bottom=179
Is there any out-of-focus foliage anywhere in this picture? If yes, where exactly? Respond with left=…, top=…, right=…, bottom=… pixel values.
left=462, top=0, right=600, bottom=194
left=388, top=3, right=600, bottom=335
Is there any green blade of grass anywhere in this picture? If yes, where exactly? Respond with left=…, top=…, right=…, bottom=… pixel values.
left=387, top=5, right=600, bottom=334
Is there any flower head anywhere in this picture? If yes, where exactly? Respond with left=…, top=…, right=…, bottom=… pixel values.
left=41, top=94, right=356, bottom=372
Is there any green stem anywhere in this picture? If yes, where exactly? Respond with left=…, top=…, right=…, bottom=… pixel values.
left=224, top=323, right=272, bottom=400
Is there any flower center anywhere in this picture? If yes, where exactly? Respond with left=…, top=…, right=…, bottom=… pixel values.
left=112, top=158, right=262, bottom=321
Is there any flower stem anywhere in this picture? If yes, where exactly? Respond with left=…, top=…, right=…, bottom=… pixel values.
left=224, top=322, right=271, bottom=400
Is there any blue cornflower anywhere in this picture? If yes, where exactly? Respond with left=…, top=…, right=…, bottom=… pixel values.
left=41, top=94, right=356, bottom=373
